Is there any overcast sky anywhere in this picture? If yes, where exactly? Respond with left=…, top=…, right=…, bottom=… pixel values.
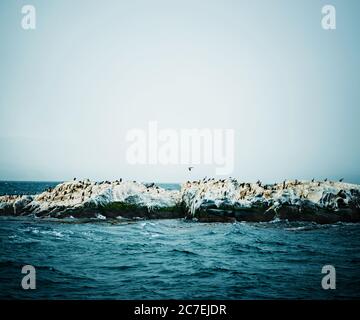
left=0, top=0, right=359, bottom=183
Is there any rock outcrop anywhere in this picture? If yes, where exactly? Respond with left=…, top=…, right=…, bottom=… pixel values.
left=181, top=179, right=360, bottom=223
left=1, top=179, right=360, bottom=223
left=0, top=180, right=182, bottom=219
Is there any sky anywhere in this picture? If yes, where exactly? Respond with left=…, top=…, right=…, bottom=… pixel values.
left=0, top=0, right=359, bottom=183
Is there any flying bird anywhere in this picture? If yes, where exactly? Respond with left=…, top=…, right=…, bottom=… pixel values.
left=188, top=167, right=194, bottom=172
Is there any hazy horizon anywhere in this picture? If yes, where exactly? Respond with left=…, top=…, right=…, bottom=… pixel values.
left=1, top=0, right=359, bottom=183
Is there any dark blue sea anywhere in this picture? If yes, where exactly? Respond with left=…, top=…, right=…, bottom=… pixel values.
left=0, top=182, right=359, bottom=299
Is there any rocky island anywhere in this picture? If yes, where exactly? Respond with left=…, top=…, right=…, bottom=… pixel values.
left=1, top=179, right=360, bottom=224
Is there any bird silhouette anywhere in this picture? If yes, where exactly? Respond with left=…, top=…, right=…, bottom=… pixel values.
left=188, top=167, right=194, bottom=172
left=339, top=178, right=344, bottom=182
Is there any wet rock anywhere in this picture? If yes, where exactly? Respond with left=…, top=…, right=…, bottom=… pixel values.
left=1, top=179, right=360, bottom=223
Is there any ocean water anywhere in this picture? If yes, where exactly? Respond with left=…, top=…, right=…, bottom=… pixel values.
left=0, top=182, right=359, bottom=299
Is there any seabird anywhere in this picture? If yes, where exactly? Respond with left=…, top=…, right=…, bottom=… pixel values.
left=188, top=167, right=194, bottom=172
